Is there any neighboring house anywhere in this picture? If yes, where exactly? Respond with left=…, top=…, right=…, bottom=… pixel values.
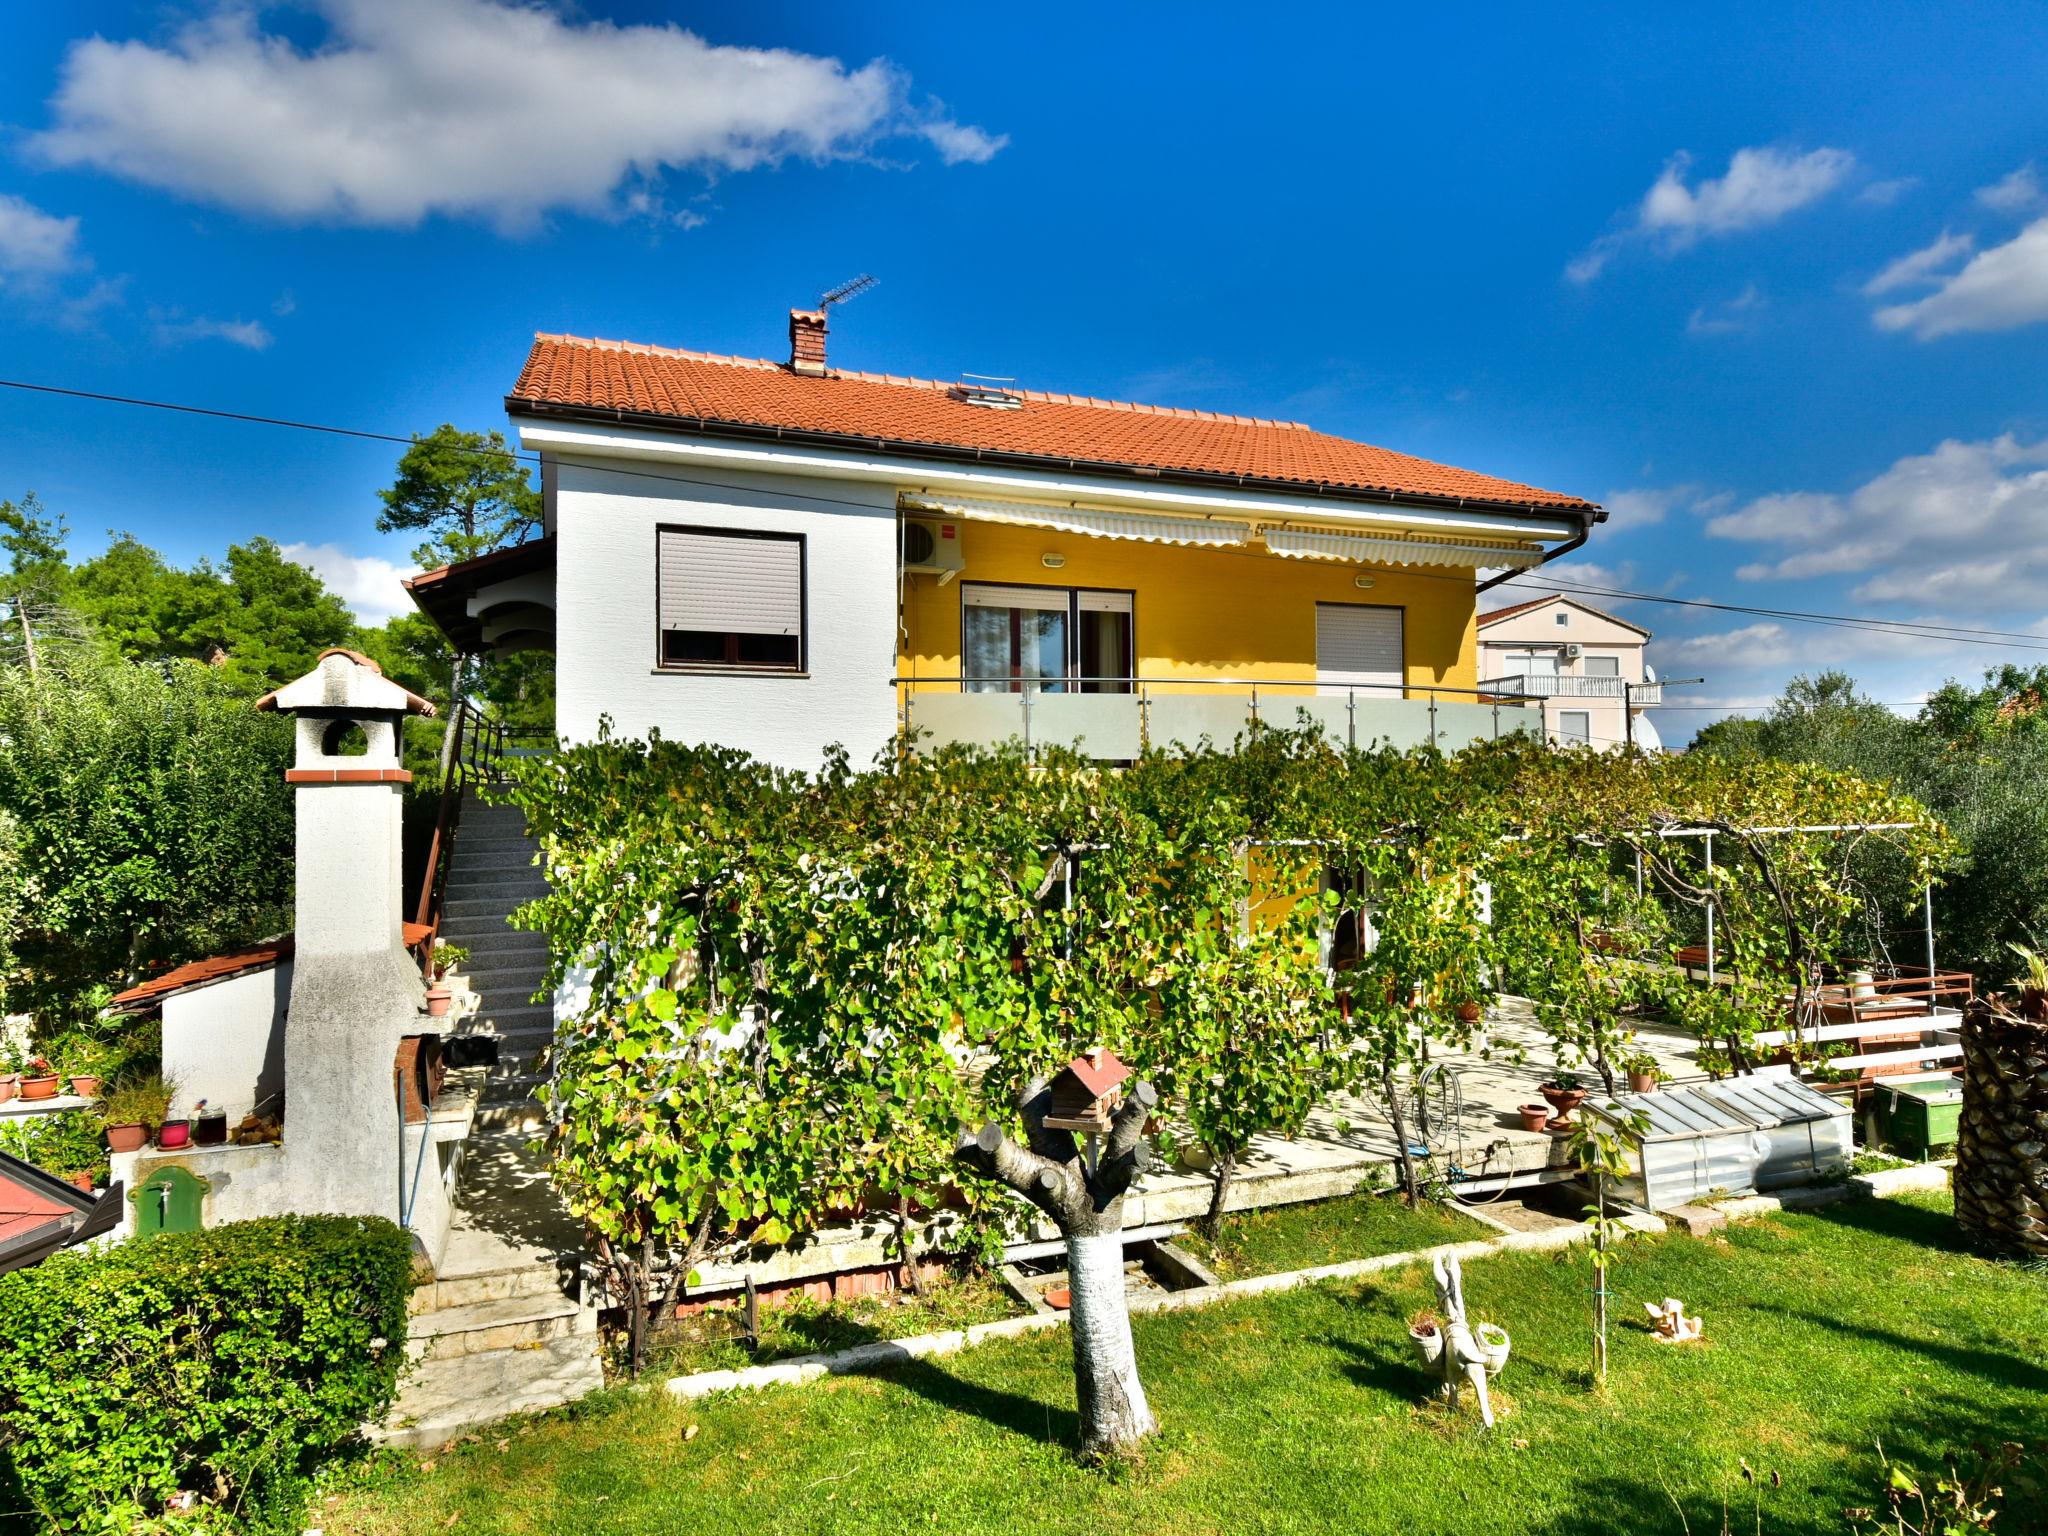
left=1476, top=594, right=1662, bottom=751
left=0, top=1150, right=121, bottom=1273
left=405, top=306, right=1604, bottom=768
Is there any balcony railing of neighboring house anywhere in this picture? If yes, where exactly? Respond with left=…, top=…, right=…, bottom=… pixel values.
left=1477, top=673, right=1663, bottom=705
left=896, top=676, right=1545, bottom=758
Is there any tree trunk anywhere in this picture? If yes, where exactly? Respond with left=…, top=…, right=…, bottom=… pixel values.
left=1065, top=1227, right=1156, bottom=1459
left=1385, top=1072, right=1421, bottom=1203
left=1955, top=1002, right=2048, bottom=1259
left=954, top=1077, right=1162, bottom=1462
left=1202, top=1148, right=1238, bottom=1237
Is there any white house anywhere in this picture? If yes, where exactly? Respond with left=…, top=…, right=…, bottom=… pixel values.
left=405, top=305, right=1608, bottom=771
left=1476, top=594, right=1662, bottom=751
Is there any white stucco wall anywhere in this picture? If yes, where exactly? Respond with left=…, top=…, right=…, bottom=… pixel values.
left=161, top=961, right=291, bottom=1123
left=551, top=453, right=900, bottom=772
left=1479, top=598, right=1653, bottom=752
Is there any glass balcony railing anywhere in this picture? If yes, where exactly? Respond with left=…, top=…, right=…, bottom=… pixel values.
left=896, top=677, right=1544, bottom=758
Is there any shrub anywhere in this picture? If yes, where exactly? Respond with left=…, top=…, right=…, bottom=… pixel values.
left=0, top=1215, right=415, bottom=1532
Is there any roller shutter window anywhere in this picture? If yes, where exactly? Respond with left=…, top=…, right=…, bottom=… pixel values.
left=657, top=526, right=804, bottom=670
left=1315, top=603, right=1404, bottom=697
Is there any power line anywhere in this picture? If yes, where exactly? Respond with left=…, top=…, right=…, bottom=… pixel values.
left=8, top=372, right=2048, bottom=657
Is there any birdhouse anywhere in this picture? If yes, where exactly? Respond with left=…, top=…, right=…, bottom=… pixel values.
left=1041, top=1047, right=1131, bottom=1134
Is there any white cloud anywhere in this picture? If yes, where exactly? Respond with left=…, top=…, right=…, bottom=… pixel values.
left=1872, top=216, right=2048, bottom=338
left=1708, top=434, right=2048, bottom=608
left=1569, top=145, right=1854, bottom=281
left=1857, top=176, right=1917, bottom=207
left=1687, top=284, right=1763, bottom=336
left=153, top=313, right=273, bottom=349
left=280, top=541, right=419, bottom=622
left=1478, top=559, right=1643, bottom=611
left=30, top=0, right=1004, bottom=231
left=1976, top=163, right=2042, bottom=212
left=1862, top=229, right=1972, bottom=295
left=1599, top=484, right=1725, bottom=530
left=0, top=194, right=82, bottom=282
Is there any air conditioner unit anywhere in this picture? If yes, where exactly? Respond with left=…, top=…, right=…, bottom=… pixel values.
left=901, top=517, right=965, bottom=579
left=1562, top=642, right=1583, bottom=658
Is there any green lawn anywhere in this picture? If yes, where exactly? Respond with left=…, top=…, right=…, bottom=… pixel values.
left=1175, top=1189, right=1489, bottom=1280
left=641, top=1266, right=1022, bottom=1378
left=327, top=1194, right=2047, bottom=1536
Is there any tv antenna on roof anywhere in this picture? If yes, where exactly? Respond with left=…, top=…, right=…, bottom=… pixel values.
left=819, top=273, right=878, bottom=311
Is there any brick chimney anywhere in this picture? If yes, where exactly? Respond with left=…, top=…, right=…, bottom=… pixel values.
left=788, top=308, right=828, bottom=375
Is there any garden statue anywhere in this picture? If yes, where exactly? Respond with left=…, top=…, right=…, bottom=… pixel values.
left=1646, top=1297, right=1704, bottom=1342
left=1415, top=1252, right=1508, bottom=1428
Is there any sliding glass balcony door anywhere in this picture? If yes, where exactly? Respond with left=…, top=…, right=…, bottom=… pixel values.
left=962, top=583, right=1132, bottom=693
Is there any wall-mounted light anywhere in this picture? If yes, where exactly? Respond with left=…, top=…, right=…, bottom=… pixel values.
left=1353, top=574, right=1376, bottom=589
left=1042, top=552, right=1067, bottom=570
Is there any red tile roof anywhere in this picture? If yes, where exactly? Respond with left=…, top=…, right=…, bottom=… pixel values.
left=107, top=924, right=431, bottom=1012
left=1064, top=1047, right=1131, bottom=1101
left=509, top=334, right=1597, bottom=516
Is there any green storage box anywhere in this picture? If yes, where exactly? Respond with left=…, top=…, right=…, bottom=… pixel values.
left=1876, top=1073, right=1963, bottom=1155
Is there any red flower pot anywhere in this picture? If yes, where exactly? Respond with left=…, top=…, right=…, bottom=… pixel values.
left=106, top=1122, right=148, bottom=1154
left=0, top=1074, right=17, bottom=1104
left=68, top=1172, right=95, bottom=1193
left=18, top=1075, right=60, bottom=1101
left=1519, top=1103, right=1553, bottom=1133
left=425, top=985, right=453, bottom=1019
left=1539, top=1085, right=1589, bottom=1128
left=156, top=1120, right=192, bottom=1150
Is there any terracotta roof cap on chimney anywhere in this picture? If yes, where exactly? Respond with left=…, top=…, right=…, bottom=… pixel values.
left=789, top=308, right=828, bottom=376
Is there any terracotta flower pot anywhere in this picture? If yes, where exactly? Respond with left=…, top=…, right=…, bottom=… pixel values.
left=1455, top=1001, right=1483, bottom=1024
left=1540, top=1085, right=1588, bottom=1127
left=105, top=1122, right=148, bottom=1154
left=156, top=1119, right=192, bottom=1150
left=68, top=1172, right=95, bottom=1193
left=68, top=1075, right=101, bottom=1099
left=18, top=1074, right=60, bottom=1101
left=1519, top=1103, right=1552, bottom=1133
left=1044, top=1286, right=1072, bottom=1311
left=1628, top=1071, right=1660, bottom=1094
left=425, top=985, right=453, bottom=1019
left=0, top=1074, right=17, bottom=1104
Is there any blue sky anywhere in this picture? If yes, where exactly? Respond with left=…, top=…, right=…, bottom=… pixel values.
left=3, top=2, right=2047, bottom=741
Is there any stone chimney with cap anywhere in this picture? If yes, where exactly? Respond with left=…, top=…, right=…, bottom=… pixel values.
left=255, top=648, right=452, bottom=1259
left=788, top=307, right=829, bottom=375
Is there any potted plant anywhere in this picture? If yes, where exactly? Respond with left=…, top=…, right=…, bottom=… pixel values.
left=1454, top=999, right=1484, bottom=1024
left=1474, top=1321, right=1512, bottom=1377
left=101, top=1074, right=173, bottom=1155
left=157, top=1094, right=196, bottom=1150
left=432, top=941, right=470, bottom=981
left=67, top=1070, right=102, bottom=1099
left=17, top=1055, right=61, bottom=1101
left=1519, top=1102, right=1553, bottom=1133
left=1621, top=1051, right=1667, bottom=1095
left=1408, top=1308, right=1445, bottom=1367
left=1539, top=1070, right=1589, bottom=1128
left=424, top=982, right=454, bottom=1019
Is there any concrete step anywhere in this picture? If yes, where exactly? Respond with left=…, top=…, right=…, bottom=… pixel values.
left=378, top=1336, right=605, bottom=1450
left=460, top=964, right=548, bottom=997
left=441, top=893, right=543, bottom=918
left=408, top=1292, right=591, bottom=1361
left=449, top=853, right=542, bottom=876
left=454, top=1001, right=555, bottom=1031
left=411, top=1260, right=581, bottom=1316
left=476, top=1095, right=547, bottom=1131
left=443, top=875, right=549, bottom=900
left=445, top=929, right=547, bottom=957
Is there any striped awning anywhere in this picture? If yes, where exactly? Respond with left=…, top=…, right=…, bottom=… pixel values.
left=899, top=494, right=1250, bottom=547
left=1260, top=527, right=1544, bottom=570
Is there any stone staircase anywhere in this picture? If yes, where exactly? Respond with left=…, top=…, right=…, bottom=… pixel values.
left=381, top=786, right=606, bottom=1449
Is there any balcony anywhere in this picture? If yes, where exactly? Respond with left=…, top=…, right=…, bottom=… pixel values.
left=1477, top=673, right=1662, bottom=704
left=899, top=678, right=1543, bottom=758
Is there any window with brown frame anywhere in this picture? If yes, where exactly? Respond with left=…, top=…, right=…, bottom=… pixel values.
left=655, top=525, right=805, bottom=672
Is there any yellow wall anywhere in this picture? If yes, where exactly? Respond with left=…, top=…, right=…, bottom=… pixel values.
left=899, top=519, right=1479, bottom=695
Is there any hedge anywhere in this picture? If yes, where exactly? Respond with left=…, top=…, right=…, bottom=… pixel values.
left=0, top=1215, right=415, bottom=1532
